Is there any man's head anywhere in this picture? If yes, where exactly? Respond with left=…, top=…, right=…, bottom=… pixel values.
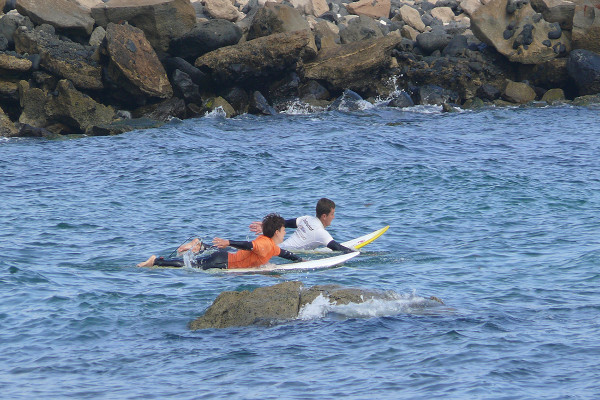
left=262, top=213, right=286, bottom=240
left=316, top=198, right=336, bottom=228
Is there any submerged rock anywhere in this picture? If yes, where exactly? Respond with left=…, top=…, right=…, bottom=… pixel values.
left=189, top=281, right=445, bottom=329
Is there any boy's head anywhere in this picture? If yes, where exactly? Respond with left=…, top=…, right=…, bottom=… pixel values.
left=316, top=198, right=335, bottom=218
left=262, top=213, right=285, bottom=238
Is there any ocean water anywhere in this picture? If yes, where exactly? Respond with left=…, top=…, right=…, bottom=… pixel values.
left=1, top=104, right=600, bottom=399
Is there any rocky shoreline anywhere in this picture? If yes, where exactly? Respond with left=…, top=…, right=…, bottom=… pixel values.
left=1, top=0, right=600, bottom=138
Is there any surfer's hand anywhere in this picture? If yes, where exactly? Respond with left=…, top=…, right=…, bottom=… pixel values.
left=249, top=221, right=263, bottom=235
left=213, top=237, right=229, bottom=248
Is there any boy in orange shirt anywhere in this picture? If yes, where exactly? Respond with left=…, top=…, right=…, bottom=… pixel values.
left=137, top=213, right=302, bottom=269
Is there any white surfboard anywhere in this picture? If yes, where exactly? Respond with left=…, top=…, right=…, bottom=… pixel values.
left=216, top=251, right=360, bottom=274
left=310, top=225, right=389, bottom=253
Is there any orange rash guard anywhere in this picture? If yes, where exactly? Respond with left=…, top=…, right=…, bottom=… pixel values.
left=227, top=235, right=281, bottom=269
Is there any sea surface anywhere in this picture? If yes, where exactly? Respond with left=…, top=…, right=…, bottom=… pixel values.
left=1, top=103, right=600, bottom=399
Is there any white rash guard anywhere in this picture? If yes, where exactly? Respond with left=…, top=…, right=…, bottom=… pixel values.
left=280, top=215, right=333, bottom=250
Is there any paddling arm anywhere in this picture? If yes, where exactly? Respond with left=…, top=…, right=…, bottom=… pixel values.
left=279, top=249, right=303, bottom=262
left=327, top=240, right=354, bottom=253
left=249, top=218, right=297, bottom=235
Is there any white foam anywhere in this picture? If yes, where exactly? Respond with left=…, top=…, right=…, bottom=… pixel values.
left=204, top=106, right=227, bottom=118
left=298, top=291, right=446, bottom=320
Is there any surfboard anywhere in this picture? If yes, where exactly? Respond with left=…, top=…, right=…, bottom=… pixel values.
left=215, top=251, right=360, bottom=274
left=309, top=225, right=389, bottom=253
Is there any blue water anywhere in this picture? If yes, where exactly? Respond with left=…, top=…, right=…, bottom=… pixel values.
left=1, top=104, right=600, bottom=399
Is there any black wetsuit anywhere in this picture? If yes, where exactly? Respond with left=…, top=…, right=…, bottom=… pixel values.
left=153, top=240, right=301, bottom=270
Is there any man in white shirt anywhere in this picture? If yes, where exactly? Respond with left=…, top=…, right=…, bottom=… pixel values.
left=249, top=198, right=354, bottom=253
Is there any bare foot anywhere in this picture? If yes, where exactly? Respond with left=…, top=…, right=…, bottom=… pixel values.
left=137, top=255, right=157, bottom=268
left=177, top=238, right=201, bottom=254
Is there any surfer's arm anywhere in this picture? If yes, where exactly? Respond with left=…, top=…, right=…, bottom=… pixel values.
left=213, top=238, right=253, bottom=250
left=279, top=249, right=303, bottom=262
left=326, top=240, right=354, bottom=253
left=249, top=218, right=298, bottom=235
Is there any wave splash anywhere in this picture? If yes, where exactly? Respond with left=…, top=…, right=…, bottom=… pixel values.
left=298, top=291, right=448, bottom=320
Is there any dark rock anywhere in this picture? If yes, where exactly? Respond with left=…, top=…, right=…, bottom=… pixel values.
left=339, top=15, right=384, bottom=44
left=88, top=117, right=165, bottom=136
left=567, top=49, right=600, bottom=96
left=16, top=123, right=54, bottom=138
left=416, top=31, right=452, bottom=55
left=415, top=84, right=459, bottom=105
left=328, top=89, right=364, bottom=111
left=171, top=69, right=202, bottom=104
left=388, top=90, right=414, bottom=107
left=133, top=97, right=187, bottom=121
left=442, top=34, right=468, bottom=57
left=249, top=91, right=277, bottom=115
left=222, top=86, right=249, bottom=115
left=476, top=83, right=501, bottom=101
left=168, top=19, right=242, bottom=62
left=299, top=80, right=330, bottom=101
left=163, top=57, right=211, bottom=88
left=547, top=22, right=561, bottom=39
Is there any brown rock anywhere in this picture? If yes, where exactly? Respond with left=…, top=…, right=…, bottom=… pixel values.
left=0, top=105, right=18, bottom=137
left=105, top=22, right=173, bottom=99
left=471, top=0, right=572, bottom=64
left=15, top=0, right=95, bottom=36
left=0, top=53, right=32, bottom=72
left=195, top=30, right=317, bottom=84
left=346, top=0, right=391, bottom=19
left=303, top=35, right=403, bottom=95
left=92, top=0, right=197, bottom=52
left=502, top=80, right=537, bottom=103
left=247, top=3, right=311, bottom=41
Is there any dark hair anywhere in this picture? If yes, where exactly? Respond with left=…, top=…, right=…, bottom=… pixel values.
left=316, top=198, right=335, bottom=218
left=262, top=213, right=285, bottom=237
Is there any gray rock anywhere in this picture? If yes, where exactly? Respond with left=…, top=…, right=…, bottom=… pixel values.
left=415, top=84, right=459, bottom=105
left=171, top=69, right=202, bottom=104
left=339, top=15, right=383, bottom=44
left=442, top=34, right=468, bottom=57
left=0, top=12, right=34, bottom=49
left=476, top=83, right=501, bottom=100
left=567, top=49, right=600, bottom=96
left=387, top=90, right=414, bottom=107
left=168, top=19, right=242, bottom=62
left=416, top=31, right=452, bottom=55
left=328, top=89, right=364, bottom=111
left=247, top=2, right=311, bottom=41
left=16, top=0, right=94, bottom=37
left=249, top=90, right=277, bottom=115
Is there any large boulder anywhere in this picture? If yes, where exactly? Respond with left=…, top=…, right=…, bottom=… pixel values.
left=0, top=11, right=35, bottom=50
left=190, top=281, right=438, bottom=329
left=91, top=0, right=197, bottom=52
left=566, top=49, right=600, bottom=95
left=303, top=35, right=403, bottom=96
left=15, top=0, right=95, bottom=36
left=470, top=0, right=572, bottom=64
left=339, top=15, right=384, bottom=44
left=45, top=79, right=115, bottom=134
left=202, top=0, right=243, bottom=21
left=346, top=0, right=391, bottom=19
left=571, top=0, right=600, bottom=53
left=289, top=0, right=329, bottom=17
left=195, top=30, right=317, bottom=86
left=0, top=105, right=18, bottom=137
left=246, top=3, right=311, bottom=41
left=14, top=25, right=103, bottom=90
left=168, top=19, right=242, bottom=62
left=104, top=22, right=173, bottom=99
left=502, top=79, right=537, bottom=102
left=530, top=0, right=575, bottom=29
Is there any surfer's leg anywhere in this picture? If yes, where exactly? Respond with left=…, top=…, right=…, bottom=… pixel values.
left=195, top=250, right=228, bottom=270
left=152, top=257, right=186, bottom=268
left=137, top=255, right=157, bottom=268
